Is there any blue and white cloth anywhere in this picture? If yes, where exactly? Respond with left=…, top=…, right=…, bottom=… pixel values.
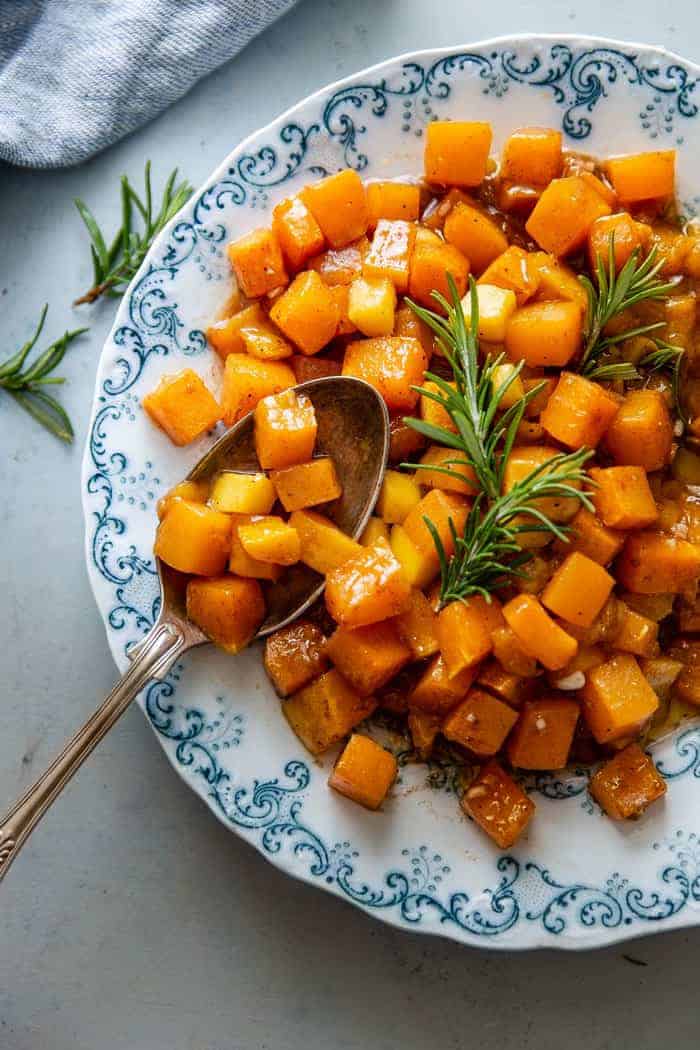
left=0, top=0, right=299, bottom=168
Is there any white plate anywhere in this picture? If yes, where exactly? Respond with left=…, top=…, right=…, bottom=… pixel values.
left=82, top=35, right=700, bottom=950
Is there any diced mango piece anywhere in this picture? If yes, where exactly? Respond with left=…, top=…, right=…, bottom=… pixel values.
left=289, top=509, right=362, bottom=574
left=221, top=354, right=296, bottom=425
left=605, top=150, right=675, bottom=203
left=501, top=127, right=562, bottom=186
left=437, top=596, right=502, bottom=677
left=505, top=301, right=582, bottom=367
left=347, top=274, right=397, bottom=336
left=209, top=471, right=275, bottom=514
left=408, top=227, right=470, bottom=308
left=605, top=390, right=673, bottom=471
left=478, top=246, right=539, bottom=305
left=325, top=538, right=411, bottom=628
left=326, top=620, right=411, bottom=695
left=541, top=371, right=619, bottom=449
left=376, top=470, right=422, bottom=524
left=589, top=466, right=658, bottom=530
left=531, top=252, right=588, bottom=312
left=581, top=653, right=659, bottom=743
left=444, top=203, right=508, bottom=274
left=424, top=121, right=492, bottom=187
left=461, top=760, right=535, bottom=848
left=270, top=457, right=341, bottom=512
left=254, top=388, right=317, bottom=470
left=238, top=516, right=301, bottom=565
left=491, top=625, right=538, bottom=677
left=227, top=227, right=287, bottom=297
left=589, top=744, right=666, bottom=819
left=617, top=532, right=700, bottom=593
left=507, top=697, right=579, bottom=770
left=526, top=176, right=612, bottom=256
left=366, top=181, right=420, bottom=228
left=588, top=212, right=651, bottom=273
left=402, top=489, right=471, bottom=565
left=263, top=621, right=328, bottom=696
left=269, top=270, right=339, bottom=355
left=389, top=524, right=437, bottom=589
left=308, top=237, right=368, bottom=286
left=416, top=445, right=476, bottom=496
left=443, top=689, right=518, bottom=757
left=272, top=196, right=325, bottom=270
left=363, top=219, right=416, bottom=293
left=408, top=709, right=442, bottom=759
left=142, top=369, right=220, bottom=446
left=284, top=669, right=376, bottom=754
left=612, top=602, right=659, bottom=658
left=409, top=654, right=477, bottom=715
left=229, top=520, right=282, bottom=581
left=394, top=589, right=439, bottom=659
left=329, top=734, right=397, bottom=810
left=155, top=500, right=231, bottom=576
left=561, top=507, right=625, bottom=565
left=360, top=517, right=390, bottom=547
left=502, top=594, right=578, bottom=671
left=461, top=283, right=517, bottom=342
left=157, top=479, right=209, bottom=519
left=342, top=335, right=426, bottom=412
left=541, top=552, right=614, bottom=628
left=301, top=169, right=369, bottom=248
left=186, top=575, right=264, bottom=653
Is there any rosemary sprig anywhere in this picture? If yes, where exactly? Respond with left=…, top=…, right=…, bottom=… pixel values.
left=0, top=306, right=88, bottom=442
left=641, top=340, right=686, bottom=425
left=74, top=163, right=193, bottom=305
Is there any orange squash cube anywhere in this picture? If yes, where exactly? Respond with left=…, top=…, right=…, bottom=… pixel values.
left=461, top=760, right=535, bottom=848
left=491, top=625, right=538, bottom=678
left=443, top=689, right=518, bottom=757
left=505, top=301, right=582, bottom=367
left=207, top=303, right=268, bottom=359
left=155, top=500, right=232, bottom=576
left=407, top=227, right=470, bottom=307
left=424, top=121, right=492, bottom=187
left=531, top=252, right=588, bottom=312
left=142, top=369, right=220, bottom=446
left=270, top=457, right=341, bottom=512
left=363, top=219, right=416, bottom=293
left=238, top=516, right=301, bottom=565
left=308, top=237, right=369, bottom=286
left=416, top=445, right=477, bottom=496
left=342, top=335, right=427, bottom=412
left=268, top=270, right=339, bottom=355
left=587, top=212, right=651, bottom=273
left=301, top=169, right=369, bottom=249
left=221, top=354, right=296, bottom=425
left=156, top=479, right=209, bottom=519
left=605, top=390, right=673, bottom=471
left=503, top=446, right=582, bottom=524
left=237, top=310, right=293, bottom=361
left=347, top=274, right=397, bottom=337
left=605, top=150, right=675, bottom=203
left=558, top=507, right=625, bottom=566
left=389, top=524, right=438, bottom=589
left=476, top=661, right=533, bottom=708
left=409, top=654, right=477, bottom=715
left=579, top=170, right=618, bottom=208
left=272, top=195, right=325, bottom=270
left=541, top=371, right=619, bottom=449
left=326, top=285, right=357, bottom=336
left=284, top=669, right=376, bottom=755
left=502, top=594, right=578, bottom=672
left=402, top=489, right=471, bottom=564
left=541, top=552, right=614, bottom=628
left=443, top=202, right=508, bottom=274
left=227, top=227, right=288, bottom=298
left=329, top=734, right=397, bottom=810
left=589, top=744, right=666, bottom=820
left=589, top=466, right=658, bottom=530
left=581, top=652, right=659, bottom=744
left=617, top=531, right=700, bottom=593
left=289, top=509, right=362, bottom=574
left=393, top=301, right=434, bottom=357
left=290, top=355, right=342, bottom=383
left=186, top=575, right=264, bottom=653
left=526, top=176, right=612, bottom=256
left=326, top=620, right=411, bottom=695
left=437, top=596, right=502, bottom=677
left=408, top=709, right=442, bottom=759
left=366, top=181, right=420, bottom=228
left=500, top=127, right=562, bottom=186
left=325, top=538, right=411, bottom=628
left=263, top=621, right=328, bottom=696
left=478, top=246, right=540, bottom=304
left=254, top=388, right=317, bottom=470
left=612, top=603, right=659, bottom=658
left=229, top=520, right=282, bottom=581
left=507, top=697, right=579, bottom=770
left=419, top=380, right=457, bottom=434
left=394, top=589, right=439, bottom=659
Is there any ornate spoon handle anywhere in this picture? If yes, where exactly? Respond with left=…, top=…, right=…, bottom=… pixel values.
left=0, top=620, right=189, bottom=882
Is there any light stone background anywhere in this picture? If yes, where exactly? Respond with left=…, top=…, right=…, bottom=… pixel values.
left=2, top=2, right=699, bottom=1048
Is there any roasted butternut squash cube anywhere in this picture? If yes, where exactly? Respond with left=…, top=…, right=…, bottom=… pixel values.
left=503, top=594, right=578, bottom=671
left=409, top=654, right=477, bottom=715
left=587, top=211, right=651, bottom=273
left=290, top=355, right=342, bottom=383
left=289, top=509, right=362, bottom=574
left=389, top=524, right=438, bottom=589
left=478, top=245, right=539, bottom=305
left=541, top=552, right=614, bottom=628
left=443, top=689, right=518, bottom=757
left=209, top=471, right=275, bottom=514
left=254, top=388, right=317, bottom=470
left=503, top=446, right=582, bottom=525
left=366, top=181, right=420, bottom=228
left=505, top=301, right=582, bottom=368
left=605, top=150, right=675, bottom=203
left=408, top=709, right=442, bottom=759
left=237, top=310, right=293, bottom=361
left=207, top=303, right=269, bottom=360
left=461, top=760, right=535, bottom=848
left=264, top=621, right=328, bottom=696
left=284, top=669, right=376, bottom=754
left=531, top=252, right=588, bottom=312
left=142, top=369, right=220, bottom=446
left=424, top=121, right=492, bottom=187
left=589, top=466, right=658, bottom=530
left=444, top=202, right=508, bottom=274
left=229, top=520, right=282, bottom=581
left=422, top=187, right=471, bottom=230
left=561, top=507, right=625, bottom=565
left=221, top=354, right=296, bottom=425
left=363, top=219, right=416, bottom=293
left=269, top=270, right=339, bottom=355
left=437, top=596, right=502, bottom=677
left=238, top=516, right=301, bottom=565
left=270, top=457, right=341, bottom=512
left=227, top=227, right=288, bottom=298
left=376, top=469, right=422, bottom=524
left=186, top=575, right=264, bottom=653
left=477, top=661, right=533, bottom=708
left=325, top=538, right=411, bottom=627
left=491, top=625, right=538, bottom=678
left=491, top=363, right=526, bottom=411
left=541, top=371, right=619, bottom=449
left=507, top=697, right=579, bottom=770
left=579, top=170, right=618, bottom=207
left=155, top=500, right=232, bottom=576
left=612, top=603, right=659, bottom=658
left=342, top=335, right=427, bottom=412
left=581, top=653, right=659, bottom=743
left=416, top=445, right=477, bottom=496
left=461, top=283, right=517, bottom=342
left=308, top=237, right=369, bottom=286
left=389, top=416, right=426, bottom=465
left=347, top=274, right=397, bottom=337
left=501, top=126, right=562, bottom=186
left=360, top=517, right=390, bottom=547
left=393, top=301, right=434, bottom=357
left=525, top=176, right=612, bottom=256
left=329, top=734, right=397, bottom=810
left=301, top=169, right=369, bottom=248
left=394, top=589, right=439, bottom=659
left=402, top=489, right=471, bottom=565
left=667, top=639, right=700, bottom=706
left=617, top=532, right=700, bottom=593
left=157, top=479, right=209, bottom=519
left=272, top=195, right=325, bottom=270
left=408, top=227, right=470, bottom=308
left=419, top=380, right=458, bottom=434
left=326, top=620, right=411, bottom=695
left=605, top=390, right=673, bottom=471
left=590, top=744, right=666, bottom=819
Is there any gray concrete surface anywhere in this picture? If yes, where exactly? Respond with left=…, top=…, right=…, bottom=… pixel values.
left=1, top=2, right=699, bottom=1048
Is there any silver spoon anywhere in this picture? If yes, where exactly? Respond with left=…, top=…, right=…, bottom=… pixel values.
left=0, top=376, right=389, bottom=882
